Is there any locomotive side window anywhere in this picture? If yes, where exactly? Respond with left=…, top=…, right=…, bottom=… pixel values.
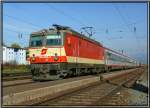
left=46, top=34, right=62, bottom=46
left=30, top=36, right=42, bottom=47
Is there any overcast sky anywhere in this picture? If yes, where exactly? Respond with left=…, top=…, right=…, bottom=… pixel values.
left=3, top=3, right=147, bottom=64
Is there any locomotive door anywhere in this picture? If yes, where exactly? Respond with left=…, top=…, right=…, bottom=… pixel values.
left=76, top=37, right=80, bottom=75
left=72, top=35, right=80, bottom=75
left=73, top=36, right=79, bottom=64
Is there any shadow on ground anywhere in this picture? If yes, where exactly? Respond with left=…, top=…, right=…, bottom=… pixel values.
left=132, top=82, right=148, bottom=94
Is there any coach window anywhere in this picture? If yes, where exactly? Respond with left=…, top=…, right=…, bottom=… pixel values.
left=106, top=52, right=111, bottom=59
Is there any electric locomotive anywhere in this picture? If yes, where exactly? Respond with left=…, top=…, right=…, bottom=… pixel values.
left=28, top=24, right=139, bottom=81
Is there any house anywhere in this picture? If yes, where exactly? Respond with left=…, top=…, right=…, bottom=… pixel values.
left=3, top=45, right=29, bottom=65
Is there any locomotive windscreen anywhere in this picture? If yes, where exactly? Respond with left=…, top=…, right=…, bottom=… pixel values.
left=46, top=34, right=62, bottom=46
left=30, top=36, right=42, bottom=47
left=30, top=34, right=62, bottom=47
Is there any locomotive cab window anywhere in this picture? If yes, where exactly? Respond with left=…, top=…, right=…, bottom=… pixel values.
left=46, top=34, right=62, bottom=46
left=30, top=36, right=43, bottom=47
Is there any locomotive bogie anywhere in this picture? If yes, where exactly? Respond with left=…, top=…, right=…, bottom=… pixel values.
left=30, top=63, right=105, bottom=81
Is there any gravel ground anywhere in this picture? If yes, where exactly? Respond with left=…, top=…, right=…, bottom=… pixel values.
left=127, top=67, right=148, bottom=106
left=3, top=68, right=148, bottom=106
left=127, top=88, right=148, bottom=105
left=2, top=69, right=133, bottom=96
left=98, top=67, right=148, bottom=106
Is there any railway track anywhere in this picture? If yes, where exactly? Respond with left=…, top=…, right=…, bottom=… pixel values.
left=2, top=74, right=31, bottom=81
left=2, top=75, right=32, bottom=87
left=2, top=79, right=34, bottom=87
left=3, top=75, right=98, bottom=96
left=3, top=68, right=141, bottom=93
left=97, top=87, right=129, bottom=105
left=2, top=68, right=136, bottom=87
left=36, top=68, right=143, bottom=106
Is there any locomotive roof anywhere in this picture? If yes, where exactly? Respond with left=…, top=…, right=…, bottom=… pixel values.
left=31, top=28, right=103, bottom=46
left=69, top=29, right=103, bottom=46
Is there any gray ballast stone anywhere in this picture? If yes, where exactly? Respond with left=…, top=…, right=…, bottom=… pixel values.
left=3, top=76, right=100, bottom=105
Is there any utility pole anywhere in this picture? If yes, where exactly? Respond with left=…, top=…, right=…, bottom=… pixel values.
left=18, top=33, right=22, bottom=39
left=121, top=50, right=123, bottom=54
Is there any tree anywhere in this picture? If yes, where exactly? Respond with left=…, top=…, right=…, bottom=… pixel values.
left=11, top=43, right=21, bottom=48
left=2, top=41, right=6, bottom=46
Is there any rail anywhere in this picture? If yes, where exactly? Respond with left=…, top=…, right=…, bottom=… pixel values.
left=35, top=68, right=144, bottom=105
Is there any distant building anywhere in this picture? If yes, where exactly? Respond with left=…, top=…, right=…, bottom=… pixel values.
left=3, top=45, right=29, bottom=65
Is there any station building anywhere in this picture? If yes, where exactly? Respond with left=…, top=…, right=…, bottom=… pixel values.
left=3, top=45, right=29, bottom=65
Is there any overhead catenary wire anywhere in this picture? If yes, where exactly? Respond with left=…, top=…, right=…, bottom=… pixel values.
left=4, top=28, right=30, bottom=40
left=44, top=3, right=99, bottom=38
left=4, top=28, right=31, bottom=35
left=68, top=4, right=144, bottom=41
left=44, top=3, right=88, bottom=27
left=104, top=20, right=144, bottom=32
left=113, top=4, right=143, bottom=53
left=113, top=5, right=133, bottom=31
left=6, top=4, right=142, bottom=41
left=4, top=14, right=42, bottom=30
left=4, top=4, right=146, bottom=52
left=4, top=13, right=43, bottom=47
left=8, top=3, right=144, bottom=41
left=91, top=18, right=145, bottom=41
left=4, top=6, right=90, bottom=47
left=4, top=28, right=30, bottom=47
left=73, top=4, right=144, bottom=40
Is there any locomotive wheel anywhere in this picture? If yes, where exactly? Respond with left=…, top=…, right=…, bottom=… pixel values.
left=59, top=70, right=68, bottom=78
left=71, top=68, right=77, bottom=76
left=80, top=68, right=86, bottom=75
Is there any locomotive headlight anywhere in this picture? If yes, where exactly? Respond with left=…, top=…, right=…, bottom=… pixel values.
left=32, top=57, right=35, bottom=61
left=54, top=53, right=59, bottom=61
left=32, top=54, right=35, bottom=61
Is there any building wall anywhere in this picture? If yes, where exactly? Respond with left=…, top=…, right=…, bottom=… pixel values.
left=3, top=46, right=28, bottom=65
left=3, top=47, right=7, bottom=63
left=7, top=47, right=14, bottom=63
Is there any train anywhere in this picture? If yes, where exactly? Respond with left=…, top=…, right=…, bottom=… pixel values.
left=27, top=24, right=140, bottom=81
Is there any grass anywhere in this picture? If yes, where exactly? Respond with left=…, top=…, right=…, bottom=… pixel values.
left=2, top=64, right=30, bottom=74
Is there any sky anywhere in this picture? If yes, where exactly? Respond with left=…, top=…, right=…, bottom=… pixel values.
left=3, top=3, right=148, bottom=64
